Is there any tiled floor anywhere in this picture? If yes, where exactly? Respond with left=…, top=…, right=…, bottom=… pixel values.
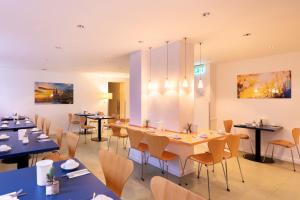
left=1, top=130, right=300, bottom=200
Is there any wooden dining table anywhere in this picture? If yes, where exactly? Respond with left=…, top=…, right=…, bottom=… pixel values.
left=110, top=123, right=226, bottom=177
left=0, top=159, right=120, bottom=200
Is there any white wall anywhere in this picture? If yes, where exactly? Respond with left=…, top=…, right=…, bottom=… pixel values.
left=215, top=52, right=300, bottom=164
left=0, top=68, right=129, bottom=133
left=129, top=40, right=194, bottom=131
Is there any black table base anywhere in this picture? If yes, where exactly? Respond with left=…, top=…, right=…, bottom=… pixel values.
left=2, top=155, right=29, bottom=169
left=243, top=153, right=274, bottom=163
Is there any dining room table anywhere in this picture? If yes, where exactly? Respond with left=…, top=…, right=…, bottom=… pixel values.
left=110, top=122, right=226, bottom=177
left=87, top=115, right=114, bottom=142
left=234, top=123, right=283, bottom=163
left=0, top=119, right=36, bottom=132
left=0, top=130, right=59, bottom=169
left=0, top=159, right=120, bottom=200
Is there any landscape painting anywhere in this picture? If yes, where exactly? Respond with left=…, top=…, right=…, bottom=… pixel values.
left=237, top=70, right=291, bottom=99
left=35, top=82, right=74, bottom=104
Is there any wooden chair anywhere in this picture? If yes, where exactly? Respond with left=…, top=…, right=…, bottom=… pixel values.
left=151, top=176, right=206, bottom=200
left=183, top=137, right=229, bottom=200
left=79, top=116, right=96, bottom=144
left=68, top=113, right=80, bottom=131
left=224, top=134, right=245, bottom=182
left=99, top=150, right=134, bottom=197
left=224, top=120, right=254, bottom=154
left=144, top=133, right=182, bottom=179
left=107, top=124, right=128, bottom=153
left=44, top=131, right=79, bottom=162
left=264, top=128, right=300, bottom=171
left=126, top=127, right=148, bottom=181
left=43, top=119, right=51, bottom=136
left=37, top=116, right=45, bottom=130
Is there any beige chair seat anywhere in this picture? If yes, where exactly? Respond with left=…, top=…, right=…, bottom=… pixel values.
left=161, top=151, right=178, bottom=161
left=270, top=140, right=295, bottom=148
left=189, top=152, right=213, bottom=165
left=239, top=133, right=250, bottom=139
left=82, top=125, right=95, bottom=129
left=43, top=152, right=70, bottom=162
left=137, top=143, right=148, bottom=152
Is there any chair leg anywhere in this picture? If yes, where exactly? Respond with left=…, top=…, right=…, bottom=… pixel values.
left=116, top=137, right=119, bottom=153
left=127, top=148, right=131, bottom=158
left=31, top=154, right=35, bottom=166
left=263, top=143, right=270, bottom=162
left=197, top=163, right=202, bottom=179
left=84, top=130, right=87, bottom=144
left=180, top=158, right=189, bottom=186
left=237, top=157, right=245, bottom=183
left=107, top=136, right=111, bottom=150
left=291, top=149, right=296, bottom=172
left=206, top=166, right=211, bottom=200
left=249, top=138, right=254, bottom=154
left=212, top=164, right=215, bottom=173
left=124, top=137, right=128, bottom=150
left=141, top=152, right=145, bottom=181
left=271, top=145, right=275, bottom=160
left=166, top=161, right=169, bottom=179
left=296, top=146, right=300, bottom=159
left=221, top=161, right=230, bottom=192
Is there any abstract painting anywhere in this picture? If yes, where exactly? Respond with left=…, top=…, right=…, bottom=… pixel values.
left=237, top=70, right=291, bottom=99
left=35, top=82, right=74, bottom=104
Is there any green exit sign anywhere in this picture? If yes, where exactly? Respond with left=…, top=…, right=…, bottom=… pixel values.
left=194, top=65, right=205, bottom=75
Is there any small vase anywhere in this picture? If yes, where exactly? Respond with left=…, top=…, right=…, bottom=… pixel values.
left=46, top=180, right=59, bottom=196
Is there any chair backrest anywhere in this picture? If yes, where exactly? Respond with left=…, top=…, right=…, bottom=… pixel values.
left=66, top=132, right=79, bottom=158
left=292, top=128, right=300, bottom=145
left=120, top=118, right=130, bottom=123
left=226, top=134, right=240, bottom=157
left=34, top=114, right=39, bottom=124
left=99, top=150, right=134, bottom=197
left=208, top=137, right=227, bottom=164
left=37, top=117, right=45, bottom=130
left=110, top=124, right=122, bottom=137
left=223, top=120, right=233, bottom=133
left=55, top=128, right=64, bottom=148
left=79, top=117, right=86, bottom=127
left=144, top=133, right=169, bottom=158
left=43, top=119, right=51, bottom=136
left=151, top=176, right=206, bottom=200
left=126, top=128, right=144, bottom=149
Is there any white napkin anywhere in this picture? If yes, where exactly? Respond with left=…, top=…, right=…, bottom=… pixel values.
left=67, top=169, right=90, bottom=178
left=92, top=194, right=113, bottom=200
left=25, top=121, right=31, bottom=124
left=0, top=134, right=9, bottom=140
left=0, top=192, right=19, bottom=200
left=0, top=145, right=11, bottom=152
left=37, top=134, right=48, bottom=139
left=168, top=134, right=181, bottom=139
left=31, top=128, right=39, bottom=132
left=1, top=124, right=8, bottom=128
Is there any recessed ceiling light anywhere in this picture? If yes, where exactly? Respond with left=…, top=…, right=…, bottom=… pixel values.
left=55, top=46, right=62, bottom=50
left=202, top=12, right=210, bottom=17
left=41, top=68, right=48, bottom=71
left=77, top=24, right=85, bottom=29
left=243, top=33, right=251, bottom=37
left=138, top=40, right=144, bottom=44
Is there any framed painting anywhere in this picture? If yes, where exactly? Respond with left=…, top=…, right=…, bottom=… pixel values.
left=237, top=70, right=291, bottom=99
left=34, top=82, right=74, bottom=104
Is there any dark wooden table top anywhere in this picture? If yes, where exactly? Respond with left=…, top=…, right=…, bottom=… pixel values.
left=234, top=124, right=283, bottom=132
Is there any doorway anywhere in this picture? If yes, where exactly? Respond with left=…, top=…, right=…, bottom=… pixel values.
left=108, top=82, right=127, bottom=119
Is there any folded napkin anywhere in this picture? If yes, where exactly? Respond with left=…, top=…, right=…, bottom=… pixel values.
left=1, top=124, right=8, bottom=128
left=37, top=134, right=48, bottom=139
left=25, top=121, right=32, bottom=124
left=66, top=169, right=90, bottom=179
left=92, top=194, right=113, bottom=200
left=31, top=128, right=39, bottom=132
left=0, top=145, right=11, bottom=152
left=168, top=134, right=181, bottom=140
left=0, top=192, right=18, bottom=200
left=37, top=139, right=51, bottom=142
left=0, top=134, right=9, bottom=140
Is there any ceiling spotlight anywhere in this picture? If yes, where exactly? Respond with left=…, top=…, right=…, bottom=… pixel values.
left=243, top=33, right=251, bottom=37
left=41, top=68, right=48, bottom=71
left=55, top=46, right=62, bottom=50
left=138, top=40, right=144, bottom=44
left=202, top=12, right=210, bottom=17
left=77, top=24, right=85, bottom=29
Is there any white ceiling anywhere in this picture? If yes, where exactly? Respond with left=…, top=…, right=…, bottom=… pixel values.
left=0, top=0, right=300, bottom=72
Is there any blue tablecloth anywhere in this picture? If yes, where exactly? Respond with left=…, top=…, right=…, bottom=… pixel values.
left=0, top=131, right=58, bottom=159
left=0, top=160, right=120, bottom=200
left=0, top=120, right=36, bottom=131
